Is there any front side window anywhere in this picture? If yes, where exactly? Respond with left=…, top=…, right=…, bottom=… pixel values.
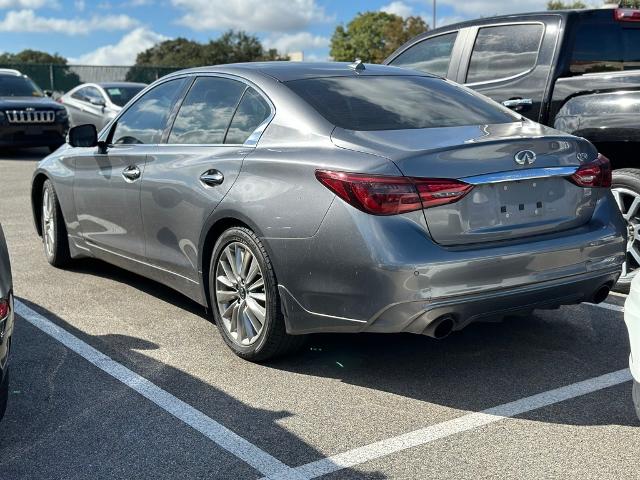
left=390, top=32, right=458, bottom=77
left=169, top=77, right=246, bottom=144
left=466, top=24, right=544, bottom=84
left=286, top=76, right=518, bottom=131
left=111, top=78, right=186, bottom=145
left=84, top=86, right=104, bottom=104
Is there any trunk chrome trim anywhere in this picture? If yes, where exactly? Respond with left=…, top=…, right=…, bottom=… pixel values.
left=460, top=166, right=578, bottom=185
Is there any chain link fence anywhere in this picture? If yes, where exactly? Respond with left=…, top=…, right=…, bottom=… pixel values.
left=0, top=63, right=181, bottom=93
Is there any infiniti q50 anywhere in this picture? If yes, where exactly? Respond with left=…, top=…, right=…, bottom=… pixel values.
left=31, top=62, right=626, bottom=361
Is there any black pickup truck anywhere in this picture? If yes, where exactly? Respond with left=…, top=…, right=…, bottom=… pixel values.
left=385, top=6, right=640, bottom=288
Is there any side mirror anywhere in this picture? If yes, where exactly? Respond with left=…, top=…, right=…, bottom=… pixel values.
left=68, top=124, right=98, bottom=148
left=89, top=97, right=106, bottom=107
left=43, top=90, right=53, bottom=97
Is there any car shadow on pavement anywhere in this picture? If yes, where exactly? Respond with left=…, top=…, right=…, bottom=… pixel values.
left=267, top=308, right=638, bottom=428
left=0, top=147, right=49, bottom=162
left=10, top=297, right=388, bottom=479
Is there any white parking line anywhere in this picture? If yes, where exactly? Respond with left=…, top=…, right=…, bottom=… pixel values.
left=608, top=291, right=628, bottom=299
left=14, top=301, right=300, bottom=480
left=586, top=302, right=625, bottom=313
left=264, top=368, right=632, bottom=480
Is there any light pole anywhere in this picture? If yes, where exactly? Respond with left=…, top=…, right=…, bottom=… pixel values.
left=433, top=0, right=437, bottom=29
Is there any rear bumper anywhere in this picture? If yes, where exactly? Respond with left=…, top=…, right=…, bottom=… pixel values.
left=269, top=191, right=626, bottom=335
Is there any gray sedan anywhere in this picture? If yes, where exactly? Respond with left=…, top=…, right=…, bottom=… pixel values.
left=31, top=62, right=626, bottom=361
left=59, top=82, right=146, bottom=130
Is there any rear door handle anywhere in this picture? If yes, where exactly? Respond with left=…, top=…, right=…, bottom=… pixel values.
left=200, top=169, right=224, bottom=187
left=122, top=165, right=141, bottom=182
left=502, top=98, right=533, bottom=110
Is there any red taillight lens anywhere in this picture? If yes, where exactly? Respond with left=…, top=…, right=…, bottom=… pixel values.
left=0, top=299, right=9, bottom=320
left=315, top=170, right=473, bottom=215
left=615, top=8, right=640, bottom=22
left=569, top=154, right=612, bottom=188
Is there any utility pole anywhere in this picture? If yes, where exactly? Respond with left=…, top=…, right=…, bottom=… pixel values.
left=433, top=0, right=437, bottom=29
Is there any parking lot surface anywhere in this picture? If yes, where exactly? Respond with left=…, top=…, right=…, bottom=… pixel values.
left=0, top=149, right=638, bottom=479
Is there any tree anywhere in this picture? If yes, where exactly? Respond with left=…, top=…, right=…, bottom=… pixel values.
left=546, top=1, right=587, bottom=9
left=330, top=12, right=428, bottom=63
left=0, top=49, right=80, bottom=91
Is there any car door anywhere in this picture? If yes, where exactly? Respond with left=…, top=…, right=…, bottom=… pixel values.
left=458, top=20, right=559, bottom=122
left=73, top=77, right=188, bottom=262
left=140, top=75, right=273, bottom=284
left=66, top=86, right=92, bottom=126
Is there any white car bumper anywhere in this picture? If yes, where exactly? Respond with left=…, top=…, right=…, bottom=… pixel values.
left=625, top=275, right=640, bottom=382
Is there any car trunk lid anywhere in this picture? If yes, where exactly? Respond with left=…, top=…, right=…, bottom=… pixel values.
left=331, top=122, right=601, bottom=245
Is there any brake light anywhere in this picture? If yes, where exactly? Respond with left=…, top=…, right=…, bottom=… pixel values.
left=614, top=8, right=640, bottom=22
left=315, top=170, right=473, bottom=215
left=569, top=154, right=612, bottom=188
left=0, top=299, right=9, bottom=320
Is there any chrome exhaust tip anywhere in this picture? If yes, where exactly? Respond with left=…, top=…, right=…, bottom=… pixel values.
left=423, top=315, right=455, bottom=339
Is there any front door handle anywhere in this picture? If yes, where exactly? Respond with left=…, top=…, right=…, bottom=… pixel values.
left=200, top=169, right=224, bottom=187
left=122, top=165, right=141, bottom=182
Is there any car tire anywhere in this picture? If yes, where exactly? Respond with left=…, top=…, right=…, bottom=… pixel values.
left=611, top=169, right=640, bottom=293
left=41, top=179, right=71, bottom=268
left=209, top=227, right=305, bottom=362
left=0, top=369, right=9, bottom=421
left=633, top=380, right=640, bottom=422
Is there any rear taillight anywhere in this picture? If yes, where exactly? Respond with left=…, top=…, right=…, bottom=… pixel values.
left=614, top=8, right=640, bottom=22
left=0, top=299, right=9, bottom=320
left=569, top=154, right=612, bottom=188
left=315, top=170, right=473, bottom=215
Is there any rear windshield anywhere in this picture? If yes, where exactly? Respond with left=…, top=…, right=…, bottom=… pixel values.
left=0, top=75, right=43, bottom=97
left=285, top=76, right=518, bottom=131
left=105, top=85, right=145, bottom=107
left=570, top=21, right=640, bottom=74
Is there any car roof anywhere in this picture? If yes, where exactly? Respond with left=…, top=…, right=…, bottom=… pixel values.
left=97, top=82, right=147, bottom=89
left=174, top=61, right=428, bottom=82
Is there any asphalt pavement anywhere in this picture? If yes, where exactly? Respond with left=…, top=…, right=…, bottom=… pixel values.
left=0, top=148, right=638, bottom=479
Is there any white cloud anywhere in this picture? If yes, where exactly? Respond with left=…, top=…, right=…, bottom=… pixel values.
left=0, top=9, right=139, bottom=34
left=71, top=27, right=168, bottom=65
left=171, top=0, right=330, bottom=32
left=380, top=1, right=414, bottom=18
left=0, top=0, right=52, bottom=8
left=74, top=0, right=84, bottom=10
left=263, top=32, right=329, bottom=54
left=437, top=0, right=550, bottom=17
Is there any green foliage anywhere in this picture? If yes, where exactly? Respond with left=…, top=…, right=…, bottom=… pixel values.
left=547, top=1, right=587, bottom=9
left=330, top=12, right=428, bottom=63
left=0, top=49, right=80, bottom=91
left=620, top=0, right=640, bottom=7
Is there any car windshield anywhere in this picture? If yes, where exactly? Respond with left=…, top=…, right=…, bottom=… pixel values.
left=0, top=75, right=44, bottom=97
left=285, top=75, right=519, bottom=131
left=104, top=85, right=145, bottom=107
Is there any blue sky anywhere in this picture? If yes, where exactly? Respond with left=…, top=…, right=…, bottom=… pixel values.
left=0, top=0, right=563, bottom=65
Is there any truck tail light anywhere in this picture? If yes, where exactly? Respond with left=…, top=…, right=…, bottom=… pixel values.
left=569, top=154, right=612, bottom=188
left=614, top=8, right=640, bottom=22
left=315, top=170, right=473, bottom=215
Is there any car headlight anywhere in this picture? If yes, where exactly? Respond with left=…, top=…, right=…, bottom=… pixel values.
left=56, top=109, right=68, bottom=121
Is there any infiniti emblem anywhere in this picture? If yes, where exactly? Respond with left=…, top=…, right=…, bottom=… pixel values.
left=514, top=150, right=536, bottom=165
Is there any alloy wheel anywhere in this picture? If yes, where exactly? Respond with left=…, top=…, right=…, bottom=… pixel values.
left=215, top=242, right=267, bottom=346
left=612, top=187, right=640, bottom=283
left=42, top=188, right=55, bottom=258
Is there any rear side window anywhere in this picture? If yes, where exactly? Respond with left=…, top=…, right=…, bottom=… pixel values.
left=286, top=76, right=518, bottom=131
left=466, top=24, right=544, bottom=84
left=169, top=76, right=245, bottom=144
left=570, top=22, right=640, bottom=74
left=225, top=88, right=271, bottom=144
left=390, top=32, right=457, bottom=77
left=112, top=78, right=186, bottom=145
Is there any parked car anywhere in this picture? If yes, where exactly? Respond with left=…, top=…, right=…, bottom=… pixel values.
left=0, top=225, right=13, bottom=419
left=60, top=82, right=146, bottom=131
left=31, top=62, right=625, bottom=361
left=0, top=69, right=69, bottom=152
left=625, top=274, right=640, bottom=421
left=385, top=6, right=640, bottom=290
